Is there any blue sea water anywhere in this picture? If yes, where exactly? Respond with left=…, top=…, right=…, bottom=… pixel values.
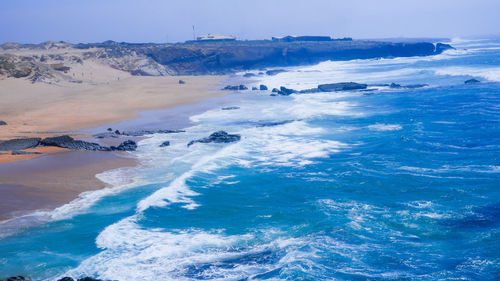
left=1, top=38, right=500, bottom=280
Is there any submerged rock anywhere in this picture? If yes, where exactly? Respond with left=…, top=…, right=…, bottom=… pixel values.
left=0, top=276, right=31, bottom=281
left=119, top=129, right=184, bottom=137
left=221, top=106, right=240, bottom=110
left=40, top=135, right=109, bottom=151
left=56, top=277, right=103, bottom=281
left=259, top=84, right=268, bottom=90
left=318, top=82, right=367, bottom=92
left=266, top=69, right=286, bottom=76
left=187, top=131, right=241, bottom=147
left=252, top=87, right=258, bottom=90
left=223, top=85, right=248, bottom=91
left=111, top=140, right=137, bottom=151
left=298, top=88, right=320, bottom=94
left=465, top=79, right=480, bottom=84
left=222, top=85, right=239, bottom=91
left=0, top=121, right=6, bottom=125
left=11, top=150, right=42, bottom=155
left=243, top=73, right=255, bottom=77
left=159, top=141, right=170, bottom=147
left=0, top=138, right=40, bottom=151
left=405, top=84, right=428, bottom=89
left=178, top=79, right=185, bottom=84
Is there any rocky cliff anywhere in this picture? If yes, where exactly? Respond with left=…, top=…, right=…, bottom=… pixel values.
left=0, top=40, right=453, bottom=81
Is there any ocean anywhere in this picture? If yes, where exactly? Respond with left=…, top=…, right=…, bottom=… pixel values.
left=1, top=38, right=500, bottom=280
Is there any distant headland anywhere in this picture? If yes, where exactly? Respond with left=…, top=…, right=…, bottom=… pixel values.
left=0, top=36, right=453, bottom=82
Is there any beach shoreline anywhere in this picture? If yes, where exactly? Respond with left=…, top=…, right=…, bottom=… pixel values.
left=0, top=74, right=229, bottom=224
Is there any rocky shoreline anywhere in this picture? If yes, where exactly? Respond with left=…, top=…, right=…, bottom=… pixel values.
left=0, top=40, right=453, bottom=83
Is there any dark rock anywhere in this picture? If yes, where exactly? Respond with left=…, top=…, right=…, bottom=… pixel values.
left=107, top=128, right=113, bottom=131
left=114, top=130, right=121, bottom=135
left=266, top=69, right=286, bottom=76
left=187, top=131, right=241, bottom=147
left=178, top=79, right=185, bottom=84
left=465, top=79, right=480, bottom=84
left=0, top=276, right=31, bottom=281
left=318, top=82, right=367, bottom=92
left=239, top=85, right=248, bottom=90
left=278, top=86, right=297, bottom=96
left=0, top=138, right=40, bottom=151
left=159, top=141, right=170, bottom=147
left=0, top=121, right=6, bottom=125
left=436, top=43, right=454, bottom=53
left=11, top=150, right=42, bottom=155
left=259, top=84, right=268, bottom=90
left=270, top=93, right=278, bottom=96
left=405, top=84, right=428, bottom=89
left=271, top=88, right=279, bottom=93
left=120, top=129, right=184, bottom=137
left=221, top=106, right=240, bottom=110
left=243, top=73, right=255, bottom=77
left=40, top=135, right=109, bottom=151
left=56, top=278, right=74, bottom=281
left=252, top=87, right=258, bottom=90
left=94, top=132, right=118, bottom=139
left=298, top=88, right=320, bottom=93
left=77, top=278, right=103, bottom=281
left=389, top=83, right=402, bottom=88
left=222, top=85, right=239, bottom=91
left=111, top=140, right=137, bottom=151
left=256, top=120, right=294, bottom=127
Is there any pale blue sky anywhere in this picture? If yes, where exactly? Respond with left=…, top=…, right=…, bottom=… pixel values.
left=1, top=0, right=499, bottom=44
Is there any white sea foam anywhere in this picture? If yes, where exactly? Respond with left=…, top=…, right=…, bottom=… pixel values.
left=137, top=120, right=350, bottom=212
left=433, top=66, right=500, bottom=82
left=252, top=48, right=470, bottom=91
left=61, top=217, right=312, bottom=281
left=367, top=124, right=402, bottom=131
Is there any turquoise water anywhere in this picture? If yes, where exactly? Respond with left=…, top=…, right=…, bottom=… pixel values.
left=1, top=38, right=500, bottom=280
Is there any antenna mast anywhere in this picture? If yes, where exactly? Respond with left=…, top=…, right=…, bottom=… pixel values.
left=192, top=25, right=195, bottom=41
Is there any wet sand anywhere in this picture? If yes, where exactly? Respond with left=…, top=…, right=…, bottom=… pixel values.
left=0, top=74, right=229, bottom=222
left=0, top=150, right=136, bottom=221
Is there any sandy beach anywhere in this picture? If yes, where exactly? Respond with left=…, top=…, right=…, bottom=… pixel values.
left=0, top=73, right=227, bottom=221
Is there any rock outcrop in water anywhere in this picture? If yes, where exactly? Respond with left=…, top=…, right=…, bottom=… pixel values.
left=40, top=135, right=109, bottom=151
left=0, top=121, right=6, bottom=125
left=465, top=79, right=480, bottom=84
left=110, top=140, right=137, bottom=151
left=318, top=82, right=368, bottom=92
left=0, top=138, right=41, bottom=151
left=388, top=83, right=428, bottom=89
left=187, top=131, right=241, bottom=147
left=159, top=141, right=170, bottom=147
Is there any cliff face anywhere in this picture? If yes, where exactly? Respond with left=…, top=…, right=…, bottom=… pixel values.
left=134, top=41, right=453, bottom=74
left=0, top=40, right=453, bottom=80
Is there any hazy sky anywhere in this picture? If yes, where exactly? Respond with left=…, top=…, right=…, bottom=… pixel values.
left=1, top=0, right=499, bottom=44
